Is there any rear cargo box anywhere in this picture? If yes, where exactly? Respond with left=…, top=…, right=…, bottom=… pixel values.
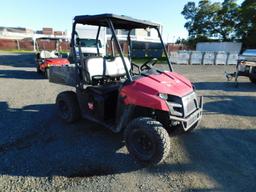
left=49, top=64, right=77, bottom=87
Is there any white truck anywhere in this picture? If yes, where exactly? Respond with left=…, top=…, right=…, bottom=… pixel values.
left=70, top=24, right=106, bottom=59
left=226, top=49, right=256, bottom=85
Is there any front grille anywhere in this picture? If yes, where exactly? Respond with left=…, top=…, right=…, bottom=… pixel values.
left=167, top=95, right=183, bottom=117
left=182, top=92, right=198, bottom=117
left=167, top=92, right=198, bottom=117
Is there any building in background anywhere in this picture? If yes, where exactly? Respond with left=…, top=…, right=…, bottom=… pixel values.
left=106, top=26, right=164, bottom=58
left=0, top=24, right=164, bottom=56
left=0, top=26, right=69, bottom=51
left=0, top=27, right=34, bottom=40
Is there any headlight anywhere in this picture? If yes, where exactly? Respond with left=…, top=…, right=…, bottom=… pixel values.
left=159, top=93, right=168, bottom=100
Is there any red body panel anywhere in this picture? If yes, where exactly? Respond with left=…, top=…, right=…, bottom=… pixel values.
left=120, top=71, right=193, bottom=111
left=40, top=58, right=70, bottom=70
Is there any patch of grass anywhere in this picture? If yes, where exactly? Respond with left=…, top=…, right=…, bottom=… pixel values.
left=0, top=49, right=70, bottom=55
left=59, top=51, right=69, bottom=54
left=132, top=57, right=168, bottom=64
left=0, top=49, right=35, bottom=53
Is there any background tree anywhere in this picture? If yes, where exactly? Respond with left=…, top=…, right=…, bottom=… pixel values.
left=193, top=0, right=221, bottom=38
left=181, top=2, right=198, bottom=37
left=237, top=0, right=256, bottom=48
left=215, top=0, right=239, bottom=41
left=181, top=0, right=239, bottom=48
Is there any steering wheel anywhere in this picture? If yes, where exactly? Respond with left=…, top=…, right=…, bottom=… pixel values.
left=140, top=58, right=158, bottom=71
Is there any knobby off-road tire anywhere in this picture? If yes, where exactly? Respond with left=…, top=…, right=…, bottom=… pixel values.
left=56, top=91, right=81, bottom=123
left=124, top=117, right=170, bottom=165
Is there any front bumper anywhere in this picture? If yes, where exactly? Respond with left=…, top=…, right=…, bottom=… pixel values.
left=169, top=96, right=203, bottom=131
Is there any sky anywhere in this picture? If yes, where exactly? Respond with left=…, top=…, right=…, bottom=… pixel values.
left=0, top=0, right=244, bottom=42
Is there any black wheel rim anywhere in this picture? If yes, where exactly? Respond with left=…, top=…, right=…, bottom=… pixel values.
left=130, top=130, right=156, bottom=160
left=58, top=100, right=70, bottom=119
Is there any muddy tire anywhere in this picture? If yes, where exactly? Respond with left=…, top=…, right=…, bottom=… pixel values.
left=124, top=117, right=170, bottom=165
left=56, top=91, right=81, bottom=123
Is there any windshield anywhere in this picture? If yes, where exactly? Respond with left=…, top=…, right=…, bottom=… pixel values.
left=79, top=39, right=102, bottom=48
left=242, top=49, right=256, bottom=56
left=130, top=41, right=166, bottom=66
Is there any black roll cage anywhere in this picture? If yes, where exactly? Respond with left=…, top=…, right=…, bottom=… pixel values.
left=71, top=14, right=173, bottom=84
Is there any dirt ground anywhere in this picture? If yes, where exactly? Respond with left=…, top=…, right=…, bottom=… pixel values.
left=0, top=53, right=255, bottom=192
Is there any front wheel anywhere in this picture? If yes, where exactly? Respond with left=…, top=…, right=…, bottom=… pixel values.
left=124, top=117, right=170, bottom=165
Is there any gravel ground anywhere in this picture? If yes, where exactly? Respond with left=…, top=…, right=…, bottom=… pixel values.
left=0, top=53, right=255, bottom=192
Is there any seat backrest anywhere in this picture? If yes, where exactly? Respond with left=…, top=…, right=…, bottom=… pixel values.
left=83, top=56, right=131, bottom=81
left=40, top=50, right=52, bottom=59
left=50, top=51, right=59, bottom=58
left=40, top=50, right=58, bottom=59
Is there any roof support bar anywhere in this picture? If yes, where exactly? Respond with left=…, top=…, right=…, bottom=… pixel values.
left=107, top=18, right=133, bottom=82
left=127, top=30, right=132, bottom=62
left=156, top=28, right=173, bottom=72
left=96, top=26, right=101, bottom=56
left=71, top=22, right=84, bottom=88
left=71, top=22, right=78, bottom=63
left=110, top=35, right=115, bottom=56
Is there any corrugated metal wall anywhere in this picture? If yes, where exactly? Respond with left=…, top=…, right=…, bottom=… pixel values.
left=196, top=42, right=242, bottom=53
left=170, top=51, right=238, bottom=65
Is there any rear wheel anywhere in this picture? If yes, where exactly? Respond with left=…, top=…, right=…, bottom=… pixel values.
left=124, top=117, right=170, bottom=165
left=45, top=68, right=50, bottom=78
left=249, top=76, right=256, bottom=83
left=36, top=65, right=42, bottom=74
left=56, top=91, right=81, bottom=123
left=249, top=67, right=256, bottom=83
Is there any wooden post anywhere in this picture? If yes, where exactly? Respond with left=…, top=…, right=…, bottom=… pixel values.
left=214, top=52, right=217, bottom=65
left=16, top=40, right=20, bottom=50
left=226, top=52, right=230, bottom=65
left=201, top=52, right=205, bottom=65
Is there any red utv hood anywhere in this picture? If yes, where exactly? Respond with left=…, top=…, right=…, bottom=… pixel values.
left=129, top=71, right=193, bottom=97
left=143, top=71, right=192, bottom=97
left=44, top=58, right=70, bottom=65
left=120, top=71, right=194, bottom=111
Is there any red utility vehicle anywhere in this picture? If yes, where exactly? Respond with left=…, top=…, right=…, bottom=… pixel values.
left=49, top=14, right=203, bottom=165
left=35, top=37, right=70, bottom=78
